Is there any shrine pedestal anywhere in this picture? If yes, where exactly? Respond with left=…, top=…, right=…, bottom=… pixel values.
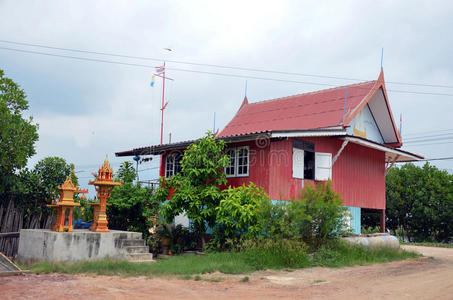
left=17, top=229, right=145, bottom=263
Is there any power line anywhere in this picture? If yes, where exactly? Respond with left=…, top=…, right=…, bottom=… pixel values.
left=404, top=140, right=453, bottom=147
left=404, top=128, right=453, bottom=137
left=396, top=156, right=453, bottom=162
left=2, top=39, right=453, bottom=89
left=404, top=136, right=453, bottom=144
left=138, top=166, right=159, bottom=172
left=2, top=46, right=453, bottom=97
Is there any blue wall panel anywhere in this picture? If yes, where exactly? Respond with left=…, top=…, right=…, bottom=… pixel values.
left=346, top=206, right=361, bottom=234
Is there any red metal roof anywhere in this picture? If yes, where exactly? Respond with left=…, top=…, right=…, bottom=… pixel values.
left=219, top=80, right=377, bottom=138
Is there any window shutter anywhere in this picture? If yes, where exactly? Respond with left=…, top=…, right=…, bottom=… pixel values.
left=315, top=152, right=332, bottom=181
left=292, top=148, right=304, bottom=179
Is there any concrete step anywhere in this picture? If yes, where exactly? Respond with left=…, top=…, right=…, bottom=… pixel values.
left=126, top=253, right=154, bottom=262
left=124, top=246, right=149, bottom=254
left=121, top=239, right=145, bottom=247
left=129, top=259, right=155, bottom=264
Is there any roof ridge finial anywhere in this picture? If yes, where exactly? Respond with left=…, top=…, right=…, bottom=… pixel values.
left=380, top=47, right=384, bottom=70
left=241, top=80, right=249, bottom=108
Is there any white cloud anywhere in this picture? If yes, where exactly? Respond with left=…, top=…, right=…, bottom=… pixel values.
left=0, top=0, right=452, bottom=176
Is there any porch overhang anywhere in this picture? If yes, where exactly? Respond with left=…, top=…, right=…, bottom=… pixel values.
left=115, top=132, right=272, bottom=157
left=337, top=135, right=424, bottom=162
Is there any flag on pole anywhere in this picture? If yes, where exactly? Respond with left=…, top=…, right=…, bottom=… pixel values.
left=155, top=65, right=165, bottom=74
left=150, top=75, right=155, bottom=87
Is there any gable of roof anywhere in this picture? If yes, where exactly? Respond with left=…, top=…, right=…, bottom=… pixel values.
left=344, top=70, right=402, bottom=145
left=219, top=70, right=402, bottom=146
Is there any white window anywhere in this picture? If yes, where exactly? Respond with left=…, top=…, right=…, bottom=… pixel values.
left=292, top=141, right=332, bottom=181
left=225, top=147, right=249, bottom=177
left=292, top=148, right=304, bottom=179
left=315, top=152, right=332, bottom=181
left=165, top=153, right=182, bottom=177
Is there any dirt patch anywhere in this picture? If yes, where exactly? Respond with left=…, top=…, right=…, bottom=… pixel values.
left=1, top=246, right=452, bottom=300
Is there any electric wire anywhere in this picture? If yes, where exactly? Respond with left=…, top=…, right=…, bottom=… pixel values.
left=404, top=132, right=453, bottom=141
left=396, top=156, right=453, bottom=162
left=1, top=39, right=453, bottom=89
left=1, top=46, right=453, bottom=97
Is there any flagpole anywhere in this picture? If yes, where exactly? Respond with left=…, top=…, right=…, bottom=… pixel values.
left=160, top=62, right=166, bottom=145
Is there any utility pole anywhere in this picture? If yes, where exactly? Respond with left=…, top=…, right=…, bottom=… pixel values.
left=160, top=62, right=166, bottom=145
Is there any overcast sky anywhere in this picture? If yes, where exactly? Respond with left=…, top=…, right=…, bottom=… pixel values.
left=1, top=0, right=452, bottom=191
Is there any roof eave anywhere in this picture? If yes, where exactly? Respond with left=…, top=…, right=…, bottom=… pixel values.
left=270, top=128, right=346, bottom=138
left=115, top=132, right=272, bottom=157
left=338, top=135, right=424, bottom=162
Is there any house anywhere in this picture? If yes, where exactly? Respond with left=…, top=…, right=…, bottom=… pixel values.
left=115, top=70, right=423, bottom=234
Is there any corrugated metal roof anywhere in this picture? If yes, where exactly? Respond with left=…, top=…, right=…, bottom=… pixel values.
left=115, top=132, right=271, bottom=157
left=218, top=80, right=376, bottom=138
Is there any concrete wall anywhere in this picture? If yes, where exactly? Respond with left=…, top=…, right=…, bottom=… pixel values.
left=17, top=229, right=142, bottom=263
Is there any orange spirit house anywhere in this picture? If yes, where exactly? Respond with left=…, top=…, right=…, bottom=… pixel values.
left=47, top=175, right=81, bottom=232
left=88, top=157, right=121, bottom=232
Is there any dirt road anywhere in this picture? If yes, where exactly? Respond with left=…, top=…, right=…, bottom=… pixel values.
left=1, top=246, right=452, bottom=300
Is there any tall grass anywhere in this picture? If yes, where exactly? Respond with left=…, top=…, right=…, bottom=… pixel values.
left=26, top=240, right=421, bottom=277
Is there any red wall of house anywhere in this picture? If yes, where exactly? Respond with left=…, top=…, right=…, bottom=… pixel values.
left=159, top=141, right=271, bottom=194
left=159, top=137, right=386, bottom=210
left=267, top=137, right=385, bottom=209
left=224, top=141, right=270, bottom=193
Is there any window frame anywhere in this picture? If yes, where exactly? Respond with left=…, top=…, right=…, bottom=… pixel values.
left=225, top=149, right=236, bottom=177
left=165, top=153, right=182, bottom=178
left=292, top=140, right=331, bottom=181
left=225, top=146, right=250, bottom=178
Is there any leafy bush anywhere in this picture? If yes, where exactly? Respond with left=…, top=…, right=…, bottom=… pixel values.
left=258, top=181, right=348, bottom=248
left=216, top=183, right=269, bottom=240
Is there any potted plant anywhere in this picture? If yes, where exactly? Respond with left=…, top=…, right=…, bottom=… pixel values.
left=156, top=223, right=173, bottom=255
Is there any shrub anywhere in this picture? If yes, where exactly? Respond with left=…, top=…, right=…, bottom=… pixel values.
left=216, top=183, right=269, bottom=241
left=257, top=181, right=348, bottom=248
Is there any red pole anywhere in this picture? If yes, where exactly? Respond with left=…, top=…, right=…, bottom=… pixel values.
left=160, top=62, right=166, bottom=145
left=159, top=62, right=166, bottom=179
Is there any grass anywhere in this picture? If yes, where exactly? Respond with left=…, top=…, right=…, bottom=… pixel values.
left=240, top=276, right=249, bottom=282
left=312, top=279, right=326, bottom=284
left=25, top=240, right=421, bottom=278
left=401, top=241, right=453, bottom=248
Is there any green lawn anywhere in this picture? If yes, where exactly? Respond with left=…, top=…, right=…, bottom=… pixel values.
left=25, top=241, right=421, bottom=277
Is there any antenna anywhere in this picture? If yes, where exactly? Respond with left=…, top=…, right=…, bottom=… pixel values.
left=244, top=80, right=248, bottom=98
left=213, top=112, right=216, bottom=134
left=380, top=48, right=384, bottom=69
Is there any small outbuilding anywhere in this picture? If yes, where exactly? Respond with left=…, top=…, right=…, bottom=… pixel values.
left=116, top=70, right=423, bottom=234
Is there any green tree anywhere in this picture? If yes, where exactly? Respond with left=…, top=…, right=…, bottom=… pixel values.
left=33, top=156, right=78, bottom=202
left=0, top=69, right=39, bottom=184
left=386, top=163, right=453, bottom=242
left=116, top=161, right=136, bottom=183
left=157, top=132, right=229, bottom=243
left=108, top=161, right=157, bottom=236
left=3, top=157, right=77, bottom=229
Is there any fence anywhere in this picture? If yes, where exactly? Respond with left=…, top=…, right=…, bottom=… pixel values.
left=0, top=199, right=52, bottom=257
